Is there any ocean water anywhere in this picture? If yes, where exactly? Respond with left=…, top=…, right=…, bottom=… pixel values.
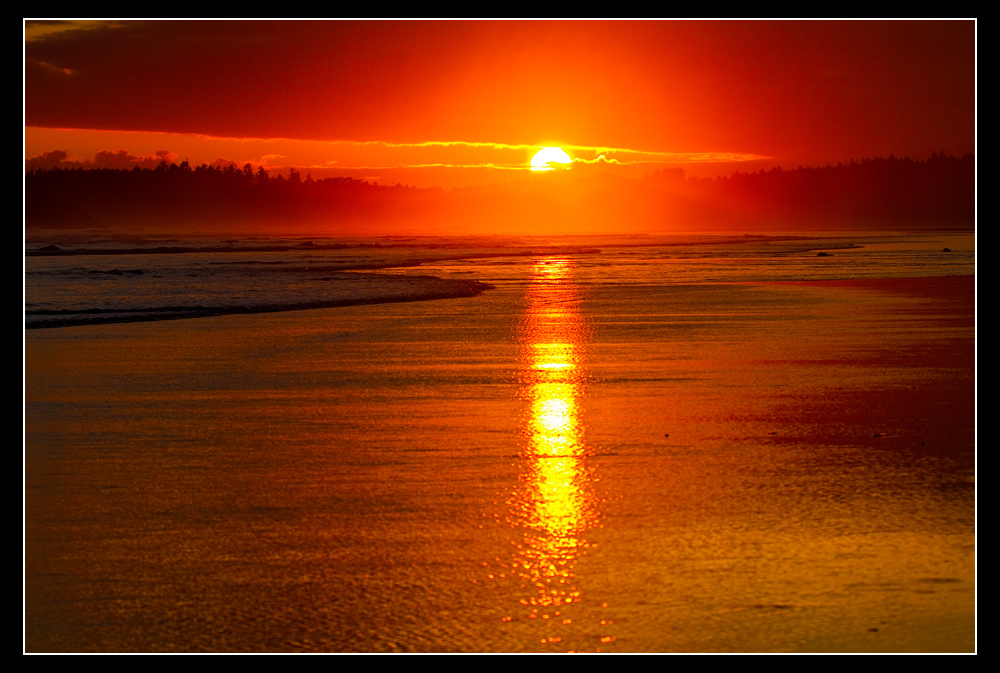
left=24, top=232, right=975, bottom=652
left=25, top=232, right=973, bottom=328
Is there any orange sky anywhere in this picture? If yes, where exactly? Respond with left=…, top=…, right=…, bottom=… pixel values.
left=24, top=20, right=976, bottom=189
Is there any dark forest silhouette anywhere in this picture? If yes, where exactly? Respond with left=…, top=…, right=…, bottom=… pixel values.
left=25, top=153, right=974, bottom=234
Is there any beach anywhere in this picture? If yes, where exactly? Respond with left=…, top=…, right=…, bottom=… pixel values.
left=24, top=236, right=975, bottom=652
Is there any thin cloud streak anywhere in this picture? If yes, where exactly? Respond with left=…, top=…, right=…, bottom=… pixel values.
left=25, top=126, right=774, bottom=189
left=26, top=127, right=764, bottom=164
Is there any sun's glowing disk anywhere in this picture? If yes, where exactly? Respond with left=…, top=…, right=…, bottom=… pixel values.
left=530, top=147, right=572, bottom=172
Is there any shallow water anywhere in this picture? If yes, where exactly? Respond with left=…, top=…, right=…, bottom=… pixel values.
left=24, top=233, right=975, bottom=652
left=25, top=232, right=974, bottom=327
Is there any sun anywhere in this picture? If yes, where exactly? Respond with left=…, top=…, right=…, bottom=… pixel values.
left=530, top=147, right=572, bottom=172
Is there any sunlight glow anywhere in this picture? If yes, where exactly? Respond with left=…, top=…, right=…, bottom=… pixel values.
left=530, top=147, right=572, bottom=172
left=496, top=256, right=607, bottom=647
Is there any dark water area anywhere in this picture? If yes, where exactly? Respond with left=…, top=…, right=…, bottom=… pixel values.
left=24, top=232, right=975, bottom=652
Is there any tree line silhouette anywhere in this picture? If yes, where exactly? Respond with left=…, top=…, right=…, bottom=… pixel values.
left=25, top=153, right=974, bottom=233
left=25, top=160, right=442, bottom=232
left=665, top=152, right=975, bottom=228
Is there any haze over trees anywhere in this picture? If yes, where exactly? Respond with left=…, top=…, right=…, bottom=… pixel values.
left=25, top=153, right=974, bottom=234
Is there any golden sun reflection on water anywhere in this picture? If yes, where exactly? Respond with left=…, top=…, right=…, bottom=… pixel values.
left=496, top=257, right=609, bottom=651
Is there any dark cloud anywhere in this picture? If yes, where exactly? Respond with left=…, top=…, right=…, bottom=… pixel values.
left=94, top=149, right=137, bottom=169
left=27, top=148, right=180, bottom=171
left=25, top=149, right=73, bottom=171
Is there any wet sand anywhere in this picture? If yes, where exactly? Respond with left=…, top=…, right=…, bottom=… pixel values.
left=24, top=270, right=975, bottom=652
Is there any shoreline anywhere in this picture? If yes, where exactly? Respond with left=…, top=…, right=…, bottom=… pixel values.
left=24, top=275, right=495, bottom=330
left=25, top=273, right=974, bottom=331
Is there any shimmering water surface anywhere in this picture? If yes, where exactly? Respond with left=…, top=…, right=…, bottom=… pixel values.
left=24, top=233, right=975, bottom=652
